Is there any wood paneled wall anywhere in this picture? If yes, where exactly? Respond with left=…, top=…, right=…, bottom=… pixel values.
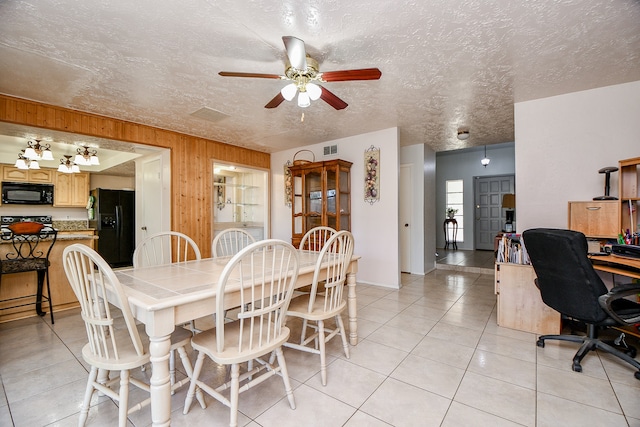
left=0, top=95, right=270, bottom=257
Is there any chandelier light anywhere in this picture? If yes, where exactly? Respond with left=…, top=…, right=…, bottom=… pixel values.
left=58, top=155, right=80, bottom=173
left=14, top=150, right=40, bottom=170
left=481, top=145, right=490, bottom=167
left=75, top=146, right=100, bottom=166
left=24, top=139, right=54, bottom=161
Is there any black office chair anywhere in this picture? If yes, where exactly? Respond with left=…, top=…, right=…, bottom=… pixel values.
left=522, top=228, right=640, bottom=379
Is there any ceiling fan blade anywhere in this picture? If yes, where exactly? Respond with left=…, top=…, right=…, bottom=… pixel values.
left=319, top=86, right=348, bottom=110
left=218, top=71, right=283, bottom=79
left=265, top=92, right=285, bottom=109
left=282, top=36, right=307, bottom=71
left=321, top=68, right=382, bottom=82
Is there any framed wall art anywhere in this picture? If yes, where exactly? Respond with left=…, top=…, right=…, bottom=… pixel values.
left=364, top=145, right=380, bottom=204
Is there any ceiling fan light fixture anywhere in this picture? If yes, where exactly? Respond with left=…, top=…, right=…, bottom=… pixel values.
left=306, top=82, right=321, bottom=101
left=297, top=91, right=310, bottom=108
left=281, top=83, right=297, bottom=101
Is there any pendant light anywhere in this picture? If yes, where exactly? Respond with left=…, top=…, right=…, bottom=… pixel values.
left=481, top=146, right=490, bottom=167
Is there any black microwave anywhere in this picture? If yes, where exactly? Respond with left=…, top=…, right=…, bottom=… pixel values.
left=1, top=182, right=54, bottom=205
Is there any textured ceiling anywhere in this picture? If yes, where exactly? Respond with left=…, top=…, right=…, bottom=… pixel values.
left=0, top=0, right=639, bottom=163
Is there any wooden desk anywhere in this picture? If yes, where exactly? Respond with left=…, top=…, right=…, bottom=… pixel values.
left=111, top=250, right=359, bottom=427
left=590, top=254, right=640, bottom=280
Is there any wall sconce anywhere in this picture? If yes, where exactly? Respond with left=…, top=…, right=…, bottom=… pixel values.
left=481, top=145, right=490, bottom=167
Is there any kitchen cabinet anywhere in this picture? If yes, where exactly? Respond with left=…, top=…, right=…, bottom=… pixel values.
left=495, top=262, right=561, bottom=335
left=619, top=157, right=640, bottom=235
left=1, top=165, right=53, bottom=183
left=568, top=200, right=620, bottom=238
left=289, top=159, right=352, bottom=248
left=54, top=171, right=90, bottom=207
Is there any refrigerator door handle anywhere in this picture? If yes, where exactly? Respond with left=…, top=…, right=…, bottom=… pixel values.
left=115, top=205, right=122, bottom=238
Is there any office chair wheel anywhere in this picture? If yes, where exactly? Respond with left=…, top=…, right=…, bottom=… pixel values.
left=635, top=371, right=640, bottom=380
left=626, top=347, right=637, bottom=358
left=572, top=362, right=582, bottom=373
left=537, top=339, right=545, bottom=348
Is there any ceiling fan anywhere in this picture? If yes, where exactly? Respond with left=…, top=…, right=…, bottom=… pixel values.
left=218, top=36, right=382, bottom=110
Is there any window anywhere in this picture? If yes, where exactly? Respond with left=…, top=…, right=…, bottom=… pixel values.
left=446, top=179, right=463, bottom=242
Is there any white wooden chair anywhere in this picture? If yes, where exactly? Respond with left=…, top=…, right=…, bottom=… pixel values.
left=133, top=231, right=201, bottom=268
left=211, top=228, right=256, bottom=258
left=132, top=231, right=202, bottom=378
left=298, top=226, right=336, bottom=251
left=183, top=239, right=299, bottom=427
left=62, top=244, right=202, bottom=427
left=284, top=230, right=354, bottom=386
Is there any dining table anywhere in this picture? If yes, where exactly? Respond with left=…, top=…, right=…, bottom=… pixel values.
left=111, top=249, right=359, bottom=427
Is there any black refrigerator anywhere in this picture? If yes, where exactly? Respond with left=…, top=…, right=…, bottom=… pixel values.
left=89, top=188, right=135, bottom=267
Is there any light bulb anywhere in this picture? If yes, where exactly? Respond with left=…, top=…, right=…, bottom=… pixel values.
left=306, top=83, right=321, bottom=100
left=281, top=83, right=297, bottom=101
left=297, top=91, right=310, bottom=108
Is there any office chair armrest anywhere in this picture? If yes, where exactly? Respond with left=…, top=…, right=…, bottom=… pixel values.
left=598, top=284, right=640, bottom=325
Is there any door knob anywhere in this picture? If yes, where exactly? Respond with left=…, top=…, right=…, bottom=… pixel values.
left=404, top=224, right=409, bottom=227
left=141, top=226, right=147, bottom=230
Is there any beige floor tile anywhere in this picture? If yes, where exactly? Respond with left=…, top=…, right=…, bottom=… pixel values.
left=536, top=392, right=628, bottom=427
left=427, top=321, right=483, bottom=349
left=454, top=371, right=536, bottom=426
left=307, top=358, right=386, bottom=407
left=535, top=340, right=608, bottom=379
left=467, top=349, right=536, bottom=389
left=341, top=339, right=408, bottom=376
left=476, top=331, right=537, bottom=363
left=610, top=380, right=640, bottom=419
left=385, top=312, right=437, bottom=335
left=360, top=378, right=450, bottom=427
left=343, top=410, right=393, bottom=427
left=441, top=401, right=524, bottom=427
left=536, top=364, right=622, bottom=412
left=255, top=384, right=355, bottom=427
left=365, top=324, right=425, bottom=352
left=390, top=354, right=465, bottom=399
left=411, top=335, right=476, bottom=369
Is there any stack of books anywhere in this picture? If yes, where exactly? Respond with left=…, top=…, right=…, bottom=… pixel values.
left=496, top=233, right=530, bottom=265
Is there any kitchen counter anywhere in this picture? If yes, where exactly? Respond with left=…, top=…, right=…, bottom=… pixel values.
left=0, top=232, right=94, bottom=322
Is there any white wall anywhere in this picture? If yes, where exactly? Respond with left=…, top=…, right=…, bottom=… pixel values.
left=399, top=143, right=437, bottom=275
left=271, top=127, right=400, bottom=288
left=515, top=81, right=640, bottom=232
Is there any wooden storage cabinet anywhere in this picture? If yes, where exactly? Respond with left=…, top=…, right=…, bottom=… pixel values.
left=495, top=263, right=561, bottom=335
left=1, top=165, right=53, bottom=183
left=619, top=157, right=640, bottom=234
left=568, top=200, right=620, bottom=238
left=54, top=171, right=90, bottom=207
left=289, top=159, right=352, bottom=248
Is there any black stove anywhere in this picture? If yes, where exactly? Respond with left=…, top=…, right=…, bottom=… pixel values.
left=1, top=215, right=53, bottom=236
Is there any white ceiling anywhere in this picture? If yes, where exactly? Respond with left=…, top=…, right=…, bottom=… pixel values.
left=0, top=0, right=639, bottom=167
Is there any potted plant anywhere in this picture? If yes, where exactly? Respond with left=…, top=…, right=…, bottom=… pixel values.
left=446, top=207, right=458, bottom=219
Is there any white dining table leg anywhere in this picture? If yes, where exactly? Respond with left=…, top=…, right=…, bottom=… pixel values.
left=347, top=270, right=358, bottom=345
left=148, top=334, right=172, bottom=427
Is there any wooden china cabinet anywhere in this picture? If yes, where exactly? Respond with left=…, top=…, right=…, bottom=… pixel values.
left=289, top=159, right=352, bottom=248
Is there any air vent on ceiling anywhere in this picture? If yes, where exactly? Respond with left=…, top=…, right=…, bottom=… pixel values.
left=190, top=107, right=229, bottom=123
left=323, top=145, right=337, bottom=156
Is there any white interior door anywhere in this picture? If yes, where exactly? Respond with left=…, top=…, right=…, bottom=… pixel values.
left=400, top=165, right=412, bottom=272
left=135, top=150, right=171, bottom=245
